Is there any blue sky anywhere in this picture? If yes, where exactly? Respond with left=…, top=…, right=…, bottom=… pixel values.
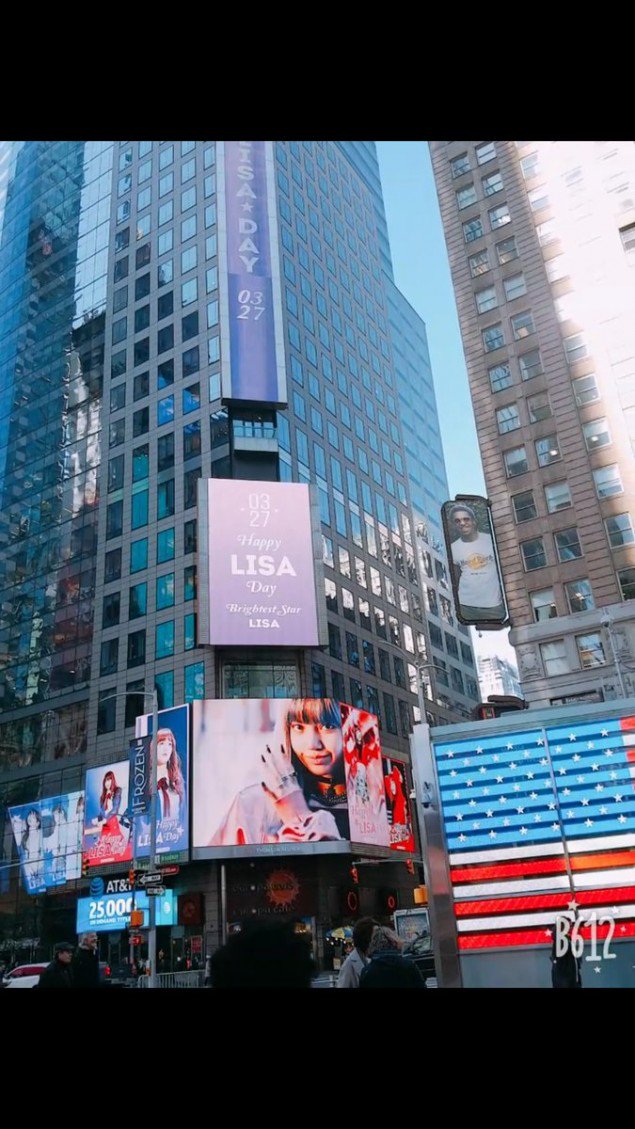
left=375, top=141, right=515, bottom=668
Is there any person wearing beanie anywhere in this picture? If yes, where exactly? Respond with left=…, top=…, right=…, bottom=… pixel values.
left=36, top=942, right=75, bottom=989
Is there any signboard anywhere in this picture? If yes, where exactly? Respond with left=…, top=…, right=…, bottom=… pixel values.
left=394, top=907, right=430, bottom=944
left=198, top=479, right=323, bottom=647
left=82, top=760, right=132, bottom=869
left=217, top=140, right=287, bottom=406
left=76, top=889, right=176, bottom=933
left=129, top=734, right=152, bottom=816
left=146, top=886, right=166, bottom=896
left=134, top=704, right=189, bottom=861
left=135, top=871, right=162, bottom=887
left=441, top=495, right=509, bottom=629
left=382, top=757, right=415, bottom=852
left=9, top=790, right=84, bottom=895
left=191, top=697, right=392, bottom=859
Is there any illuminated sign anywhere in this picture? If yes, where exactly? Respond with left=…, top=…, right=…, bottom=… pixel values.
left=218, top=140, right=286, bottom=406
left=82, top=760, right=132, bottom=869
left=9, top=791, right=84, bottom=895
left=441, top=495, right=509, bottom=629
left=134, top=704, right=190, bottom=860
left=192, top=697, right=391, bottom=859
left=198, top=479, right=324, bottom=647
left=76, top=889, right=176, bottom=934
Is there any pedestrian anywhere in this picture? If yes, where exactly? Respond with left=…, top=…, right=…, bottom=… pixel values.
left=337, top=917, right=378, bottom=988
left=157, top=949, right=167, bottom=973
left=551, top=915, right=582, bottom=989
left=359, top=925, right=426, bottom=989
left=71, top=931, right=100, bottom=989
left=209, top=918, right=316, bottom=989
left=36, top=941, right=75, bottom=989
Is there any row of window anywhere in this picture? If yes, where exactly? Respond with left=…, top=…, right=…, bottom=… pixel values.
left=482, top=308, right=536, bottom=353
left=311, top=661, right=414, bottom=738
left=512, top=465, right=624, bottom=530
left=520, top=513, right=633, bottom=573
left=503, top=417, right=611, bottom=479
left=450, top=142, right=497, bottom=178
left=540, top=632, right=608, bottom=676
left=97, top=659, right=205, bottom=733
left=102, top=566, right=196, bottom=629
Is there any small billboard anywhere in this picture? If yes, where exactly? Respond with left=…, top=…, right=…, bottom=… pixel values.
left=441, top=495, right=509, bottom=628
left=82, top=760, right=133, bottom=869
left=9, top=791, right=85, bottom=895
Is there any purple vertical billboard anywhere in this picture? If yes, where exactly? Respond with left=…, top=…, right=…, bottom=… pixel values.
left=218, top=140, right=287, bottom=406
left=198, top=479, right=325, bottom=647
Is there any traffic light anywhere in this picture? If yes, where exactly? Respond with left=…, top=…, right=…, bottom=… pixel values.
left=405, top=859, right=415, bottom=876
left=128, top=868, right=137, bottom=886
left=81, top=856, right=89, bottom=877
left=379, top=888, right=399, bottom=914
left=350, top=864, right=359, bottom=885
left=130, top=909, right=144, bottom=928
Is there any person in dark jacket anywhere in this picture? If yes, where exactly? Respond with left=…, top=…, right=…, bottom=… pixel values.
left=359, top=926, right=426, bottom=989
left=36, top=941, right=75, bottom=989
left=71, top=931, right=100, bottom=989
left=551, top=915, right=582, bottom=989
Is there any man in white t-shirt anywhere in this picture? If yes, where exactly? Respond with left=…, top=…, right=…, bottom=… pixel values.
left=449, top=504, right=505, bottom=622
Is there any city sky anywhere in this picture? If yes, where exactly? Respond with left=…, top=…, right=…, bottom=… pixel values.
left=375, top=141, right=517, bottom=671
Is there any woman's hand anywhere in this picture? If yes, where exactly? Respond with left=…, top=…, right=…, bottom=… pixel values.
left=261, top=744, right=311, bottom=824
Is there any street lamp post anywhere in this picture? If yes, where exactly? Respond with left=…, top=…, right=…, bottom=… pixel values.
left=97, top=686, right=158, bottom=986
left=601, top=611, right=627, bottom=699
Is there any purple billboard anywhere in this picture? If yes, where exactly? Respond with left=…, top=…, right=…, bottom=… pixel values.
left=199, top=479, right=322, bottom=646
left=219, top=140, right=286, bottom=406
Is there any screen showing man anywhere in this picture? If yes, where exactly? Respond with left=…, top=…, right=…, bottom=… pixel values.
left=443, top=498, right=507, bottom=626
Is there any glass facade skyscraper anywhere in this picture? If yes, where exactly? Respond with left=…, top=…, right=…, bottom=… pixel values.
left=0, top=140, right=475, bottom=964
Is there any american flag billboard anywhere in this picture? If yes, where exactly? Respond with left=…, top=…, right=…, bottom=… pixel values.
left=434, top=713, right=635, bottom=951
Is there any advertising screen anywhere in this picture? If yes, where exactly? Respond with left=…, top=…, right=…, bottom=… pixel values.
left=192, top=697, right=391, bottom=859
left=441, top=495, right=509, bottom=628
left=82, top=760, right=133, bottom=868
left=382, top=757, right=415, bottom=852
left=9, top=791, right=85, bottom=895
left=134, top=704, right=190, bottom=861
left=198, top=479, right=322, bottom=647
left=217, top=140, right=286, bottom=406
left=76, top=889, right=176, bottom=934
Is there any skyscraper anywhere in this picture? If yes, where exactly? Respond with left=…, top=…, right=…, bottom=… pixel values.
left=0, top=140, right=475, bottom=963
left=431, top=141, right=635, bottom=707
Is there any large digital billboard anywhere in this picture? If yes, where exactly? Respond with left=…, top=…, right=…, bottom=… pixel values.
left=134, top=704, right=190, bottom=861
left=76, top=889, right=176, bottom=933
left=192, top=697, right=391, bottom=859
left=82, top=760, right=133, bottom=868
left=217, top=140, right=287, bottom=406
left=9, top=791, right=84, bottom=895
left=382, top=757, right=415, bottom=852
left=198, top=479, right=324, bottom=647
left=441, top=495, right=509, bottom=629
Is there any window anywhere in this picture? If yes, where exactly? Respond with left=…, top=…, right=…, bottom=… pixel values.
left=504, top=445, right=528, bottom=477
left=530, top=588, right=557, bottom=622
left=476, top=142, right=496, bottom=165
left=489, top=204, right=511, bottom=230
left=469, top=249, right=490, bottom=277
left=496, top=236, right=518, bottom=264
left=104, top=548, right=122, bottom=583
left=511, top=310, right=535, bottom=340
left=576, top=633, right=606, bottom=669
left=98, top=690, right=116, bottom=735
left=106, top=500, right=123, bottom=539
left=476, top=286, right=498, bottom=314
left=619, top=223, right=635, bottom=256
left=158, top=527, right=175, bottom=562
left=158, top=395, right=174, bottom=426
left=544, top=481, right=572, bottom=512
left=158, top=479, right=175, bottom=519
left=184, top=564, right=197, bottom=600
left=572, top=373, right=599, bottom=406
left=504, top=274, right=527, bottom=301
left=100, top=639, right=118, bottom=677
left=519, top=349, right=543, bottom=381
left=128, top=582, right=147, bottom=619
left=157, top=433, right=174, bottom=472
left=565, top=579, right=595, bottom=613
left=127, top=629, right=146, bottom=668
left=482, top=323, right=504, bottom=352
left=606, top=513, right=634, bottom=548
left=521, top=537, right=547, bottom=571
left=456, top=184, right=477, bottom=210
left=482, top=171, right=503, bottom=196
left=131, top=490, right=148, bottom=530
left=156, top=573, right=175, bottom=609
left=541, top=640, right=568, bottom=676
left=563, top=333, right=590, bottom=364
left=554, top=528, right=582, bottom=561
left=155, top=621, right=175, bottom=659
left=496, top=403, right=520, bottom=434
left=133, top=406, right=149, bottom=437
left=102, top=592, right=120, bottom=628
left=451, top=153, right=471, bottom=178
left=463, top=218, right=484, bottom=244
left=593, top=464, right=623, bottom=498
left=535, top=434, right=561, bottom=466
left=618, top=567, right=635, bottom=600
left=527, top=391, right=551, bottom=422
left=512, top=490, right=537, bottom=523
left=185, top=661, right=205, bottom=703
left=488, top=362, right=513, bottom=392
left=134, top=371, right=149, bottom=401
left=520, top=152, right=540, bottom=180
left=583, top=418, right=611, bottom=450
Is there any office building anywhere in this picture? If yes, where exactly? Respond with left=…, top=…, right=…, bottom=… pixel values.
left=477, top=654, right=522, bottom=700
left=0, top=140, right=475, bottom=965
left=431, top=141, right=635, bottom=706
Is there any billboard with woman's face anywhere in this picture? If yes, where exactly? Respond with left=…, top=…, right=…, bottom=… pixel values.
left=191, top=698, right=391, bottom=859
left=82, top=760, right=132, bottom=868
left=9, top=791, right=85, bottom=894
left=441, top=495, right=509, bottom=628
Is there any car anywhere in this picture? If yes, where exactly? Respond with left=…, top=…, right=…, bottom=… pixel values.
left=402, top=931, right=436, bottom=982
left=2, top=963, right=49, bottom=989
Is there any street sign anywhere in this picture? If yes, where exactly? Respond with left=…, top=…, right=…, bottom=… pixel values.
left=135, top=871, right=163, bottom=887
left=159, top=865, right=180, bottom=876
left=145, top=886, right=166, bottom=896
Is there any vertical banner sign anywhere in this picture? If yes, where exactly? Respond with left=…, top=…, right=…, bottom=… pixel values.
left=134, top=703, right=190, bottom=859
left=441, top=494, right=509, bottom=629
left=219, top=140, right=287, bottom=405
left=129, top=734, right=152, bottom=816
left=204, top=479, right=320, bottom=646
